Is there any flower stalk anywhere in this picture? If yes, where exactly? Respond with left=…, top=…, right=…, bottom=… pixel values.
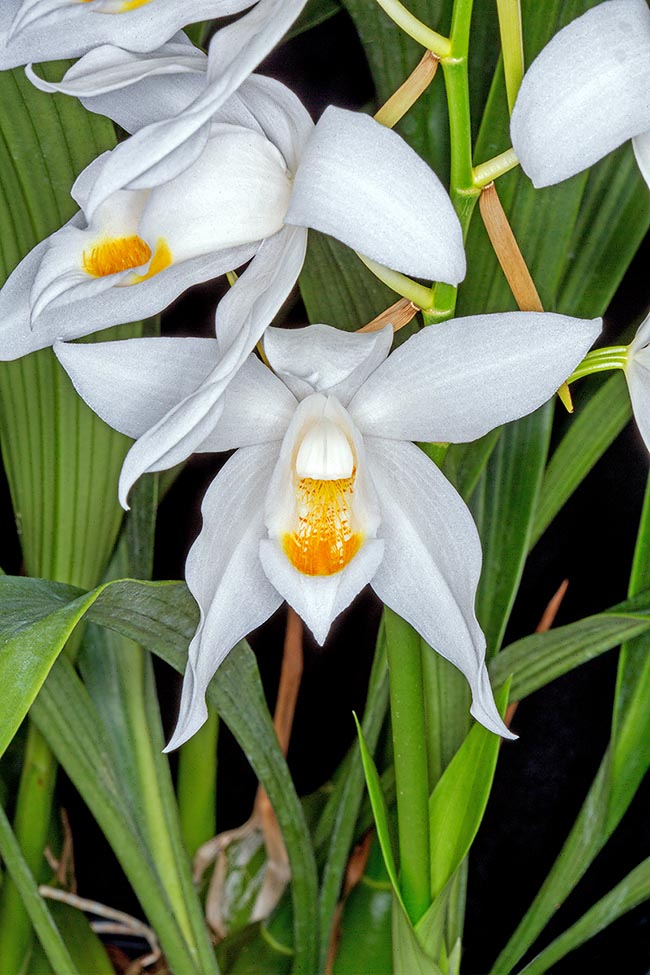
left=357, top=253, right=435, bottom=311
left=568, top=347, right=629, bottom=384
left=373, top=0, right=452, bottom=57
left=374, top=51, right=440, bottom=129
left=433, top=0, right=480, bottom=321
left=473, top=148, right=519, bottom=188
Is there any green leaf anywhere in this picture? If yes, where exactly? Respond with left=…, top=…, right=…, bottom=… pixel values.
left=0, top=583, right=111, bottom=761
left=531, top=373, right=632, bottom=548
left=608, top=475, right=650, bottom=830
left=316, top=623, right=390, bottom=968
left=341, top=0, right=453, bottom=174
left=30, top=656, right=209, bottom=975
left=0, top=65, right=136, bottom=589
left=0, top=803, right=80, bottom=975
left=332, top=840, right=392, bottom=975
left=391, top=895, right=445, bottom=975
left=471, top=406, right=553, bottom=655
left=0, top=576, right=319, bottom=975
left=0, top=64, right=141, bottom=966
left=490, top=598, right=650, bottom=702
left=353, top=717, right=445, bottom=975
left=441, top=429, right=502, bottom=503
left=517, top=858, right=650, bottom=975
left=428, top=681, right=510, bottom=899
left=490, top=493, right=650, bottom=974
left=26, top=902, right=114, bottom=975
left=287, top=0, right=343, bottom=39
left=352, top=714, right=401, bottom=907
left=300, top=232, right=397, bottom=330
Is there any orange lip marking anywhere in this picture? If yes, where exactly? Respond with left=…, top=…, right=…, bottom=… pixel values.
left=282, top=474, right=363, bottom=576
left=82, top=236, right=171, bottom=282
left=83, top=235, right=152, bottom=277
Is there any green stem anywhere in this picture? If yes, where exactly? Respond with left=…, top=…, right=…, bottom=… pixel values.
left=0, top=724, right=57, bottom=973
left=178, top=705, right=219, bottom=858
left=472, top=147, right=519, bottom=187
left=496, top=0, right=525, bottom=113
left=568, top=347, right=628, bottom=383
left=385, top=609, right=431, bottom=922
left=373, top=0, right=452, bottom=57
left=357, top=252, right=435, bottom=310
left=433, top=0, right=480, bottom=321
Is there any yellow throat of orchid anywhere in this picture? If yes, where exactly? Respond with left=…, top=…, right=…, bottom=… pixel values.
left=82, top=236, right=171, bottom=282
left=282, top=418, right=363, bottom=577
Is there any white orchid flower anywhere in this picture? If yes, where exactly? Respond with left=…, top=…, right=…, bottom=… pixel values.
left=510, top=0, right=650, bottom=188
left=1, top=0, right=305, bottom=70
left=2, top=51, right=467, bottom=505
left=625, top=311, right=650, bottom=449
left=0, top=73, right=311, bottom=359
left=54, top=312, right=601, bottom=749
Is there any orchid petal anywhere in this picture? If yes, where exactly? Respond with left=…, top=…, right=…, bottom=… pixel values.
left=626, top=311, right=650, bottom=451
left=214, top=224, right=308, bottom=353
left=0, top=227, right=256, bottom=360
left=366, top=437, right=515, bottom=739
left=26, top=36, right=207, bottom=133
left=259, top=538, right=384, bottom=646
left=139, top=125, right=292, bottom=261
left=30, top=187, right=148, bottom=321
left=511, top=0, right=650, bottom=187
left=55, top=338, right=296, bottom=449
left=633, top=130, right=650, bottom=188
left=232, top=74, right=314, bottom=173
left=164, top=444, right=283, bottom=751
left=626, top=356, right=650, bottom=453
left=349, top=312, right=600, bottom=443
left=115, top=225, right=307, bottom=504
left=83, top=0, right=308, bottom=218
left=263, top=323, right=393, bottom=405
left=285, top=106, right=466, bottom=284
left=0, top=0, right=253, bottom=69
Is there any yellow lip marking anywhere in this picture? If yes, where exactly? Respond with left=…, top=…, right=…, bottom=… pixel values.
left=282, top=473, right=363, bottom=577
left=83, top=235, right=152, bottom=278
left=130, top=238, right=173, bottom=283
left=82, top=236, right=171, bottom=282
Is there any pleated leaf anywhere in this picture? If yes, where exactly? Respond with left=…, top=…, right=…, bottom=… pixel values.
left=0, top=65, right=138, bottom=590
left=0, top=575, right=319, bottom=975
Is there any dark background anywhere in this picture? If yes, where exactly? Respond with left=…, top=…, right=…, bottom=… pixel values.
left=1, top=7, right=649, bottom=973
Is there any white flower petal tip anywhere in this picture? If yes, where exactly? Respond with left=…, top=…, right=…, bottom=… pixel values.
left=470, top=667, right=517, bottom=741
left=511, top=0, right=650, bottom=188
left=633, top=131, right=650, bottom=188
left=162, top=663, right=207, bottom=753
left=259, top=539, right=385, bottom=645
left=286, top=106, right=466, bottom=284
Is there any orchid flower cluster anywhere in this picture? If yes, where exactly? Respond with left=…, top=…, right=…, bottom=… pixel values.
left=0, top=0, right=648, bottom=971
left=0, top=0, right=611, bottom=748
